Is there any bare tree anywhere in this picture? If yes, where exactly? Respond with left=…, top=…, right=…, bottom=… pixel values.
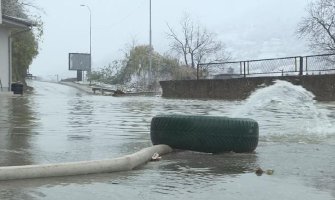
left=298, top=0, right=335, bottom=53
left=167, top=14, right=229, bottom=79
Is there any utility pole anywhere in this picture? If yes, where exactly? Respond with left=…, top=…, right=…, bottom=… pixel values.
left=80, top=4, right=92, bottom=82
left=149, top=0, right=152, bottom=88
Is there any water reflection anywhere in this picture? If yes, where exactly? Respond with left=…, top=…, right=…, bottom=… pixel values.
left=0, top=150, right=258, bottom=200
left=0, top=171, right=133, bottom=189
left=0, top=96, right=36, bottom=166
left=163, top=151, right=258, bottom=175
left=0, top=96, right=37, bottom=200
left=0, top=171, right=135, bottom=200
left=140, top=152, right=253, bottom=196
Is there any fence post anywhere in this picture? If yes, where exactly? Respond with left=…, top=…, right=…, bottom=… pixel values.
left=243, top=61, right=246, bottom=78
left=299, top=56, right=303, bottom=75
left=240, top=62, right=243, bottom=75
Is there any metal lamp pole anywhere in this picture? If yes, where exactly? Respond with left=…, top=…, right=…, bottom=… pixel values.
left=149, top=0, right=152, bottom=88
left=80, top=4, right=92, bottom=80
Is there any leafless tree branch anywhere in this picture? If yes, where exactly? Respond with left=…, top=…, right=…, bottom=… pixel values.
left=298, top=0, right=335, bottom=53
left=166, top=14, right=229, bottom=79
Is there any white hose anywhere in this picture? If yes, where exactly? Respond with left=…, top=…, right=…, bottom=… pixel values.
left=0, top=145, right=172, bottom=181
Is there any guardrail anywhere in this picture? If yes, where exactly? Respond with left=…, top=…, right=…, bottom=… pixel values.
left=199, top=53, right=335, bottom=79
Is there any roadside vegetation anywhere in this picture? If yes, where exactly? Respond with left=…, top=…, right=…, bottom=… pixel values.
left=88, top=44, right=198, bottom=91
left=1, top=0, right=43, bottom=86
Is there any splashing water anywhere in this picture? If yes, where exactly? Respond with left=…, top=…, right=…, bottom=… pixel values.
left=232, top=80, right=335, bottom=142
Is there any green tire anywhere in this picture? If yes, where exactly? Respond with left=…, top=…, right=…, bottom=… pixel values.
left=150, top=115, right=259, bottom=153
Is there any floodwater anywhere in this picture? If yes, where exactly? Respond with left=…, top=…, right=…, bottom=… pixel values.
left=0, top=80, right=334, bottom=200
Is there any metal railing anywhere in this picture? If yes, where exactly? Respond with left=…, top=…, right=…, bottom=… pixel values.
left=199, top=53, right=335, bottom=79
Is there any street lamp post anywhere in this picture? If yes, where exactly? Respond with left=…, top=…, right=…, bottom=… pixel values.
left=80, top=4, right=92, bottom=79
left=149, top=0, right=152, bottom=88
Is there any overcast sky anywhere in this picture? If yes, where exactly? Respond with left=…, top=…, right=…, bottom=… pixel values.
left=29, top=0, right=313, bottom=80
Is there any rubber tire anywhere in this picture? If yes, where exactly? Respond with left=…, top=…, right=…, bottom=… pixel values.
left=150, top=115, right=259, bottom=153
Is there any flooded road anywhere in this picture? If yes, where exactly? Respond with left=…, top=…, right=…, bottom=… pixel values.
left=0, top=80, right=335, bottom=200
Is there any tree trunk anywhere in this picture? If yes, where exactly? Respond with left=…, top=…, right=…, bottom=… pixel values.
left=183, top=49, right=189, bottom=67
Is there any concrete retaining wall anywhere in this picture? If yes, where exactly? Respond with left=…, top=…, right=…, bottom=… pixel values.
left=160, top=75, right=335, bottom=101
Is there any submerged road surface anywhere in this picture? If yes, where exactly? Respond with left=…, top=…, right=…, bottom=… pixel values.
left=0, top=80, right=334, bottom=200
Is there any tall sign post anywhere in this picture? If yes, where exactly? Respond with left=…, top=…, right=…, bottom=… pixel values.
left=69, top=53, right=91, bottom=81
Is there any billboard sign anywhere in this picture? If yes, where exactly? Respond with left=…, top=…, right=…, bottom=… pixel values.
left=68, top=53, right=91, bottom=71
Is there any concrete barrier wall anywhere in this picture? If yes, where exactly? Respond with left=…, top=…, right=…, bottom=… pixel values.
left=160, top=75, right=335, bottom=101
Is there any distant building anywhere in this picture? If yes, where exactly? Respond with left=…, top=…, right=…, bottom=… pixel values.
left=0, top=10, right=34, bottom=93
